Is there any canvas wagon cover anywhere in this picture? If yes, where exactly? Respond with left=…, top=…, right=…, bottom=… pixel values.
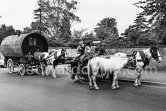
left=0, top=32, right=48, bottom=57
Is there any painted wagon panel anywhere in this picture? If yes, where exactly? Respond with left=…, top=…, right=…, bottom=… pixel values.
left=0, top=32, right=48, bottom=57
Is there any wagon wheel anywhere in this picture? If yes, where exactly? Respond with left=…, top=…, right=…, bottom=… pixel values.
left=7, top=59, right=13, bottom=74
left=37, top=67, right=42, bottom=74
left=12, top=62, right=20, bottom=75
left=26, top=66, right=37, bottom=75
left=77, top=65, right=89, bottom=84
left=19, top=64, right=26, bottom=76
left=77, top=74, right=89, bottom=84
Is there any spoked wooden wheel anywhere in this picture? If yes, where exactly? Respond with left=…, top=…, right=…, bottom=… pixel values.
left=12, top=62, right=20, bottom=75
left=77, top=65, right=89, bottom=84
left=19, top=64, right=26, bottom=76
left=37, top=67, right=42, bottom=74
left=7, top=59, right=19, bottom=75
left=26, top=66, right=34, bottom=75
left=77, top=74, right=89, bottom=84
left=7, top=59, right=13, bottom=74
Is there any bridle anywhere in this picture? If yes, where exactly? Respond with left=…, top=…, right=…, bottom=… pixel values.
left=150, top=47, right=161, bottom=61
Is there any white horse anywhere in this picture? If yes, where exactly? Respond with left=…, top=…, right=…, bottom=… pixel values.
left=114, top=46, right=162, bottom=87
left=34, top=49, right=68, bottom=78
left=88, top=56, right=132, bottom=90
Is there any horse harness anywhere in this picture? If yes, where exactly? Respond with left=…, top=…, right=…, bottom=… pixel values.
left=136, top=51, right=150, bottom=69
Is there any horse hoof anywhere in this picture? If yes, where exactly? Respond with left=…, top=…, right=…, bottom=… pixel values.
left=138, top=83, right=142, bottom=86
left=89, top=86, right=94, bottom=90
left=112, top=86, right=116, bottom=90
left=134, top=84, right=139, bottom=87
left=116, top=85, right=120, bottom=89
left=52, top=76, right=56, bottom=78
left=71, top=75, right=75, bottom=80
left=94, top=87, right=99, bottom=90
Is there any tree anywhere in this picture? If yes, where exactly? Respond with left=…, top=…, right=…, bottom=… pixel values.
left=83, top=31, right=95, bottom=39
left=134, top=0, right=166, bottom=44
left=33, top=0, right=80, bottom=43
left=82, top=31, right=99, bottom=44
left=122, top=25, right=141, bottom=46
left=0, top=24, right=17, bottom=43
left=94, top=17, right=119, bottom=41
left=134, top=14, right=149, bottom=32
left=22, top=27, right=32, bottom=34
left=67, top=28, right=87, bottom=47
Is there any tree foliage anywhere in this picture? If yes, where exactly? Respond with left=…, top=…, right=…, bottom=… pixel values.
left=94, top=17, right=119, bottom=40
left=134, top=0, right=166, bottom=45
left=22, top=27, right=32, bottom=34
left=122, top=25, right=141, bottom=46
left=0, top=24, right=17, bottom=43
left=33, top=0, right=80, bottom=44
left=67, top=28, right=87, bottom=48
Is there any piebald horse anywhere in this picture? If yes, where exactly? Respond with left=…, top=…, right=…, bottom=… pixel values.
left=114, top=46, right=162, bottom=87
left=88, top=56, right=133, bottom=90
left=34, top=49, right=68, bottom=77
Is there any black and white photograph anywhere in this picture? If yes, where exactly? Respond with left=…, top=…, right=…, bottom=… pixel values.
left=0, top=0, right=166, bottom=111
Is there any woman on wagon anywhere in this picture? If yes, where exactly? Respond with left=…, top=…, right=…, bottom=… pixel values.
left=81, top=42, right=93, bottom=63
left=75, top=41, right=86, bottom=61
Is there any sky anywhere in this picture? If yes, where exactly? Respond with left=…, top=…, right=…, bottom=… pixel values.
left=0, top=0, right=142, bottom=34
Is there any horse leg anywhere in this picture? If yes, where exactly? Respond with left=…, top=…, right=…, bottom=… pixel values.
left=92, top=73, right=99, bottom=90
left=112, top=71, right=118, bottom=89
left=138, top=68, right=143, bottom=86
left=115, top=76, right=120, bottom=89
left=52, top=66, right=56, bottom=78
left=115, top=70, right=120, bottom=89
left=88, top=76, right=94, bottom=90
left=88, top=61, right=94, bottom=90
left=41, top=62, right=45, bottom=76
left=45, top=65, right=49, bottom=76
left=115, top=79, right=119, bottom=89
left=134, top=67, right=142, bottom=87
left=109, top=72, right=113, bottom=85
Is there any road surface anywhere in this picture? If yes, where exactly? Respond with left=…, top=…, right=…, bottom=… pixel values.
left=0, top=68, right=166, bottom=111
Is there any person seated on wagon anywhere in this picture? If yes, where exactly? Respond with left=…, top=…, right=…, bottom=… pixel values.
left=84, top=42, right=92, bottom=53
left=26, top=52, right=33, bottom=60
left=81, top=42, right=93, bottom=63
left=33, top=48, right=41, bottom=60
left=25, top=51, right=34, bottom=64
left=53, top=48, right=66, bottom=69
left=74, top=41, right=86, bottom=61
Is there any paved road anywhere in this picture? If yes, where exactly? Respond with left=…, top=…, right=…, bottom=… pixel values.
left=0, top=68, right=166, bottom=111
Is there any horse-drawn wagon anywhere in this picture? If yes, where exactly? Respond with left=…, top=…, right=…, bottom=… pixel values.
left=66, top=47, right=107, bottom=83
left=0, top=32, right=48, bottom=76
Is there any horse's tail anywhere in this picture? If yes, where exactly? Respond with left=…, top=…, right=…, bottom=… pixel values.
left=88, top=59, right=92, bottom=78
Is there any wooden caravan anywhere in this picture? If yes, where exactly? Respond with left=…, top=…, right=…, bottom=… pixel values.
left=1, top=32, right=48, bottom=57
left=0, top=32, right=48, bottom=75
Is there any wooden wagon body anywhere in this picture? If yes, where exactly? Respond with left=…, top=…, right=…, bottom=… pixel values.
left=0, top=32, right=48, bottom=75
